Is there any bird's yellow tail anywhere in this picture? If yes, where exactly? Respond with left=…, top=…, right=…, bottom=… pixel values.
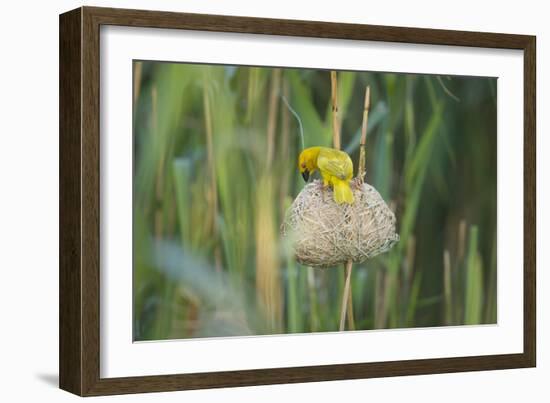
left=332, top=178, right=354, bottom=204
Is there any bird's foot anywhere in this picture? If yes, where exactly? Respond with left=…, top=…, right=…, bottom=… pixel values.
left=317, top=181, right=330, bottom=191
left=352, top=177, right=363, bottom=190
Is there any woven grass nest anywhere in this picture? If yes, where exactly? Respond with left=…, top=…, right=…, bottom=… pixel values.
left=282, top=178, right=399, bottom=268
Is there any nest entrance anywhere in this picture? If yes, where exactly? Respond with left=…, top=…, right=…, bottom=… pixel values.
left=282, top=178, right=399, bottom=268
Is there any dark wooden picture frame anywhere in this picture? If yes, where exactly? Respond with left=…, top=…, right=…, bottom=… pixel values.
left=59, top=6, right=536, bottom=396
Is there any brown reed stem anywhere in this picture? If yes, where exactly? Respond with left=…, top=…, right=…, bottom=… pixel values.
left=266, top=68, right=281, bottom=169
left=133, top=61, right=143, bottom=106
left=279, top=78, right=291, bottom=218
left=330, top=71, right=355, bottom=331
left=330, top=71, right=341, bottom=150
left=255, top=69, right=283, bottom=331
left=358, top=86, right=371, bottom=181
left=346, top=85, right=372, bottom=329
left=339, top=260, right=353, bottom=331
left=202, top=76, right=222, bottom=271
left=346, top=281, right=356, bottom=330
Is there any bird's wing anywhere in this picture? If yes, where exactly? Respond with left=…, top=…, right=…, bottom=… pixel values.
left=317, top=150, right=353, bottom=179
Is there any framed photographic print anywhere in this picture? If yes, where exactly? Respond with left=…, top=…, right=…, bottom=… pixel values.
left=59, top=6, right=536, bottom=396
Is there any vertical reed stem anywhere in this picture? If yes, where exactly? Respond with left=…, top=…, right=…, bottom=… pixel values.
left=330, top=71, right=341, bottom=150
left=358, top=86, right=371, bottom=181
left=339, top=260, right=353, bottom=331
left=266, top=69, right=281, bottom=169
left=255, top=68, right=283, bottom=331
left=346, top=279, right=356, bottom=330
left=279, top=78, right=291, bottom=218
left=202, top=79, right=216, bottom=223
left=133, top=62, right=143, bottom=106
left=331, top=71, right=355, bottom=331
left=202, top=76, right=222, bottom=271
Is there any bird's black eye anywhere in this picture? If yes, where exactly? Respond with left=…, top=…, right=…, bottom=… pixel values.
left=301, top=163, right=306, bottom=169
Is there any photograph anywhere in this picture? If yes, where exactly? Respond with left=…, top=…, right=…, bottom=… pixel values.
left=132, top=60, right=497, bottom=341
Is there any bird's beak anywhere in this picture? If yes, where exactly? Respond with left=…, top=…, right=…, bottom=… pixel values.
left=301, top=169, right=310, bottom=182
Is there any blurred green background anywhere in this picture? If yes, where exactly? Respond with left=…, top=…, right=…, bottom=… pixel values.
left=132, top=61, right=497, bottom=341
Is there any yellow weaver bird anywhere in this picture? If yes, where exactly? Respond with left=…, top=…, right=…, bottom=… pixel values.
left=298, top=146, right=355, bottom=205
